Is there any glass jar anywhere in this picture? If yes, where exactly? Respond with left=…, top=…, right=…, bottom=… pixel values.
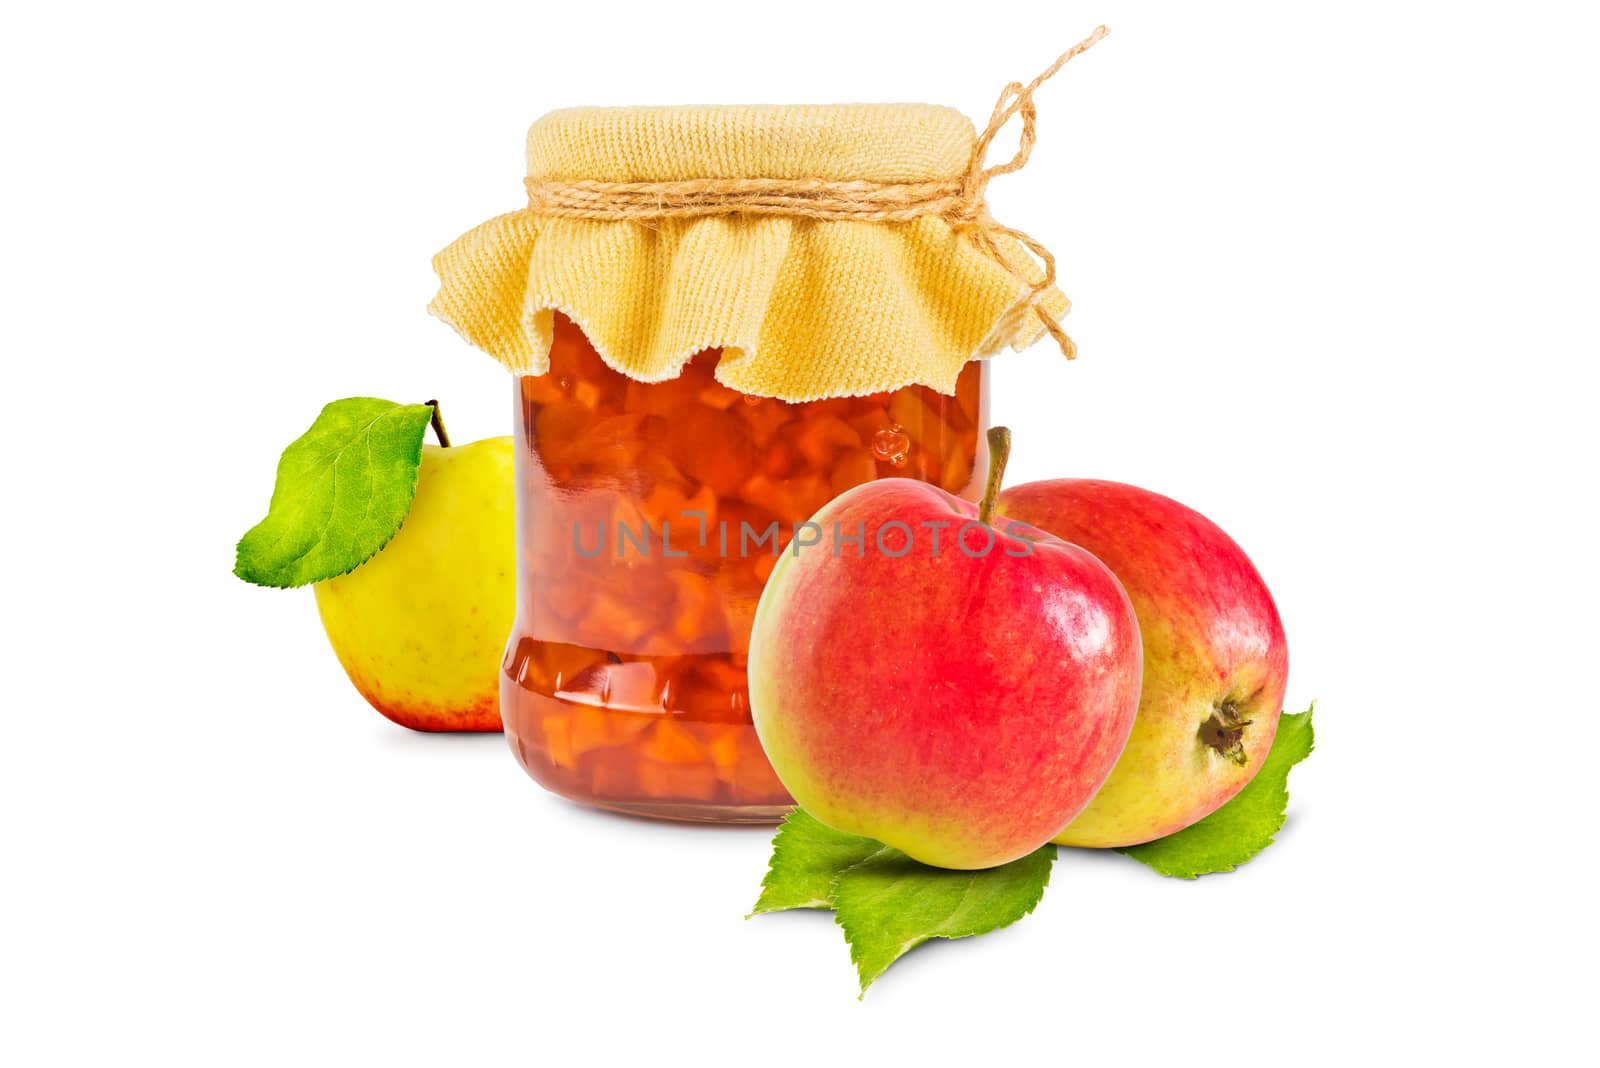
left=501, top=312, right=989, bottom=821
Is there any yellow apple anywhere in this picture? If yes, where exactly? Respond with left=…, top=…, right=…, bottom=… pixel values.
left=313, top=436, right=516, bottom=732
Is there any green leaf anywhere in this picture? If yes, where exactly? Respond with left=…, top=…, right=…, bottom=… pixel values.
left=234, top=398, right=435, bottom=588
left=750, top=809, right=887, bottom=914
left=832, top=844, right=1056, bottom=995
left=749, top=809, right=1056, bottom=995
left=1118, top=704, right=1316, bottom=878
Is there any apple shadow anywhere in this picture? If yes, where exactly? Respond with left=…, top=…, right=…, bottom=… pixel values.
left=373, top=727, right=511, bottom=753
left=1056, top=844, right=1144, bottom=871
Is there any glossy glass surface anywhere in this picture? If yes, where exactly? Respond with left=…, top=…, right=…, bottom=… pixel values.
left=503, top=313, right=988, bottom=821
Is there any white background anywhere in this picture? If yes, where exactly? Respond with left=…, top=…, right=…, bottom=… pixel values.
left=4, top=1, right=1596, bottom=1063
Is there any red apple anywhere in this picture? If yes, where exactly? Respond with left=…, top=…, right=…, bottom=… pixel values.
left=998, top=479, right=1289, bottom=848
left=748, top=430, right=1142, bottom=870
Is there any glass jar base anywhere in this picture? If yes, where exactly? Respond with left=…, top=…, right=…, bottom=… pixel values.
left=502, top=678, right=794, bottom=824
left=508, top=739, right=792, bottom=824
left=578, top=796, right=791, bottom=824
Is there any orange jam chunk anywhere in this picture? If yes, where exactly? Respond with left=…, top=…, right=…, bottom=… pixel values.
left=500, top=313, right=986, bottom=821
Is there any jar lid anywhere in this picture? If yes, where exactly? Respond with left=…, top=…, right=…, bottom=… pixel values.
left=430, top=56, right=1095, bottom=401
left=524, top=104, right=976, bottom=184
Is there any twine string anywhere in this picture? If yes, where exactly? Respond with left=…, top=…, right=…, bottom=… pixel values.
left=523, top=26, right=1109, bottom=360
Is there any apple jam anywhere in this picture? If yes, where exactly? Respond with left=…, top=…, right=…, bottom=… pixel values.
left=503, top=313, right=988, bottom=821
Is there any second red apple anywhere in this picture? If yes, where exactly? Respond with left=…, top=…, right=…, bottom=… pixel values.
left=999, top=479, right=1289, bottom=848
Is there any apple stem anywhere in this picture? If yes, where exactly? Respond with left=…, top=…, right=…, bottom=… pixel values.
left=424, top=399, right=452, bottom=448
left=977, top=426, right=1012, bottom=527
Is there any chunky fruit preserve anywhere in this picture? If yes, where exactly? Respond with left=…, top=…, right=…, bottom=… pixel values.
left=502, top=313, right=988, bottom=820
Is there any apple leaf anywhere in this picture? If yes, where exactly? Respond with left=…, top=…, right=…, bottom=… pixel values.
left=1117, top=704, right=1316, bottom=878
left=750, top=808, right=1056, bottom=995
left=234, top=398, right=435, bottom=588
left=832, top=843, right=1055, bottom=996
left=751, top=809, right=889, bottom=914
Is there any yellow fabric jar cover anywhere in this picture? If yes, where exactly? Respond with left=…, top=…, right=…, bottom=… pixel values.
left=429, top=51, right=1095, bottom=401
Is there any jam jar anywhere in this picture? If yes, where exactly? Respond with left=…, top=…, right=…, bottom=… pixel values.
left=502, top=312, right=989, bottom=821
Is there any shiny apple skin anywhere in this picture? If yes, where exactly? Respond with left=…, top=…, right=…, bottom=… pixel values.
left=313, top=439, right=515, bottom=732
left=998, top=479, right=1289, bottom=848
left=748, top=479, right=1143, bottom=870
